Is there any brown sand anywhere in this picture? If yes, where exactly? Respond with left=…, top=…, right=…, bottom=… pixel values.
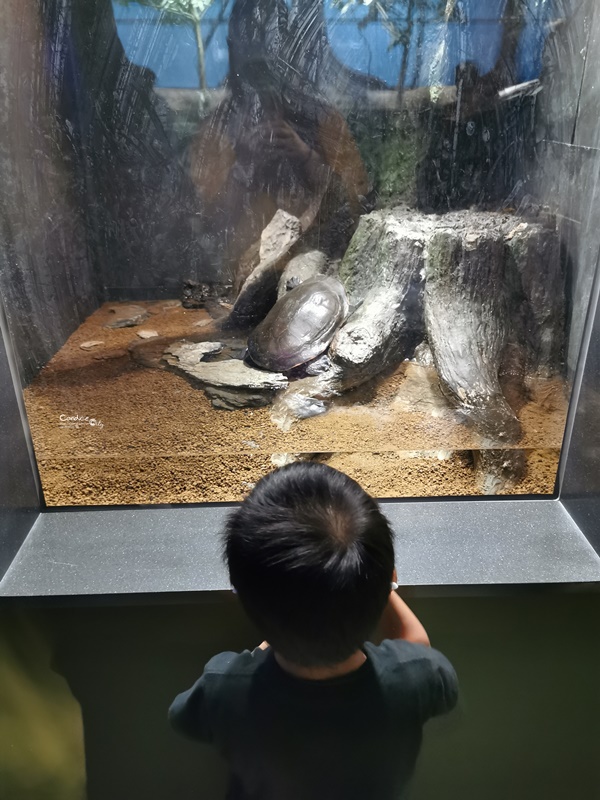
left=24, top=302, right=567, bottom=506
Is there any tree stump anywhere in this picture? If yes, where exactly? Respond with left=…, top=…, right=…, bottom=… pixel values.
left=424, top=214, right=521, bottom=444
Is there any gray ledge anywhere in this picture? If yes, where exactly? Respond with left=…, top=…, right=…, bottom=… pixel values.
left=0, top=499, right=599, bottom=599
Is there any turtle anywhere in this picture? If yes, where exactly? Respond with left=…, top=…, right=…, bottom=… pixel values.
left=247, top=276, right=349, bottom=372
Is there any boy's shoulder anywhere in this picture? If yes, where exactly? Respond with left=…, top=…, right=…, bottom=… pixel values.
left=365, top=638, right=455, bottom=678
left=366, top=638, right=450, bottom=665
left=201, top=647, right=269, bottom=679
left=365, top=639, right=458, bottom=718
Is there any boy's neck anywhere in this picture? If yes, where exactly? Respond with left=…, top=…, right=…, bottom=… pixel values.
left=274, top=649, right=367, bottom=680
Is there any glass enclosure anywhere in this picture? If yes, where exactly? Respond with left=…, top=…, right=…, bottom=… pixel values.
left=0, top=0, right=591, bottom=506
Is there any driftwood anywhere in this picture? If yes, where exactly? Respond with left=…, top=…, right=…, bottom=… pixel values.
left=424, top=218, right=521, bottom=444
left=473, top=449, right=527, bottom=495
left=424, top=212, right=564, bottom=446
left=277, top=250, right=328, bottom=298
left=505, top=222, right=564, bottom=374
left=330, top=210, right=428, bottom=389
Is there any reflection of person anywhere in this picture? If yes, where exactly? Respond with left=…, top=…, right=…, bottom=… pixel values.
left=169, top=463, right=458, bottom=800
left=185, top=0, right=369, bottom=287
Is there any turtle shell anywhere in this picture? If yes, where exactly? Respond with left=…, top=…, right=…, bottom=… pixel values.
left=247, top=276, right=349, bottom=372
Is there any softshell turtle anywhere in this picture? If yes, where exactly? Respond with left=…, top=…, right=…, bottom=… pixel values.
left=247, top=276, right=349, bottom=372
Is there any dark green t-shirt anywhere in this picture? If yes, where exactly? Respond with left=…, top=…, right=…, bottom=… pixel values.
left=169, top=639, right=458, bottom=800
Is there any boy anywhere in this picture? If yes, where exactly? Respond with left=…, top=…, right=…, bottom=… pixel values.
left=169, top=463, right=458, bottom=800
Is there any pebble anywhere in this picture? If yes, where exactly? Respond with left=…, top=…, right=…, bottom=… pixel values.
left=136, top=330, right=159, bottom=339
left=80, top=340, right=104, bottom=350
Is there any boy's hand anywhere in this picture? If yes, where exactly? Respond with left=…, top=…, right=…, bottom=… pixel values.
left=379, top=589, right=431, bottom=647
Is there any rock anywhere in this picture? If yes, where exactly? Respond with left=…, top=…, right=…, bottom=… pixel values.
left=80, top=340, right=104, bottom=350
left=277, top=250, right=328, bottom=299
left=136, top=330, right=159, bottom=339
left=227, top=211, right=302, bottom=330
left=174, top=359, right=286, bottom=390
left=163, top=341, right=224, bottom=368
left=259, top=210, right=302, bottom=261
left=193, top=318, right=213, bottom=328
left=105, top=304, right=150, bottom=328
left=165, top=356, right=287, bottom=410
left=248, top=276, right=348, bottom=372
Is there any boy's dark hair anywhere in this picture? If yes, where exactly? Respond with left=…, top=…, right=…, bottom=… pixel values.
left=224, top=462, right=395, bottom=668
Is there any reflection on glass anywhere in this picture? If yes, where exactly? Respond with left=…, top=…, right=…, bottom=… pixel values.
left=0, top=613, right=84, bottom=800
left=1, top=0, right=579, bottom=504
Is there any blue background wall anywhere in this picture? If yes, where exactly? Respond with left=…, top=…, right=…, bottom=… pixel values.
left=112, top=0, right=555, bottom=90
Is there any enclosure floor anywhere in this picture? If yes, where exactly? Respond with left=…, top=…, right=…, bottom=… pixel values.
left=24, top=302, right=567, bottom=506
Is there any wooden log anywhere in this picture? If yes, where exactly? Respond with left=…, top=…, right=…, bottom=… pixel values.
left=330, top=210, right=428, bottom=389
left=505, top=221, right=564, bottom=375
left=473, top=449, right=527, bottom=495
left=424, top=214, right=522, bottom=445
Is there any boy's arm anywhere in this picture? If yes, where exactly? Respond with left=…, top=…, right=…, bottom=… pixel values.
left=379, top=590, right=431, bottom=647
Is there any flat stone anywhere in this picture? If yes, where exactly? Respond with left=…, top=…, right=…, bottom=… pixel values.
left=105, top=304, right=150, bottom=328
left=165, top=345, right=287, bottom=409
left=80, top=340, right=104, bottom=350
left=176, top=359, right=287, bottom=390
left=163, top=341, right=224, bottom=368
left=136, top=330, right=159, bottom=339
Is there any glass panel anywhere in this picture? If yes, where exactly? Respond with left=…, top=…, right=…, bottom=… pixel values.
left=0, top=0, right=593, bottom=505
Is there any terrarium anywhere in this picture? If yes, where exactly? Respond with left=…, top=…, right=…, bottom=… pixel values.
left=0, top=0, right=591, bottom=506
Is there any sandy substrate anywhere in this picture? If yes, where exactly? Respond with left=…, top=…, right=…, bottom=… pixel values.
left=24, top=302, right=567, bottom=506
